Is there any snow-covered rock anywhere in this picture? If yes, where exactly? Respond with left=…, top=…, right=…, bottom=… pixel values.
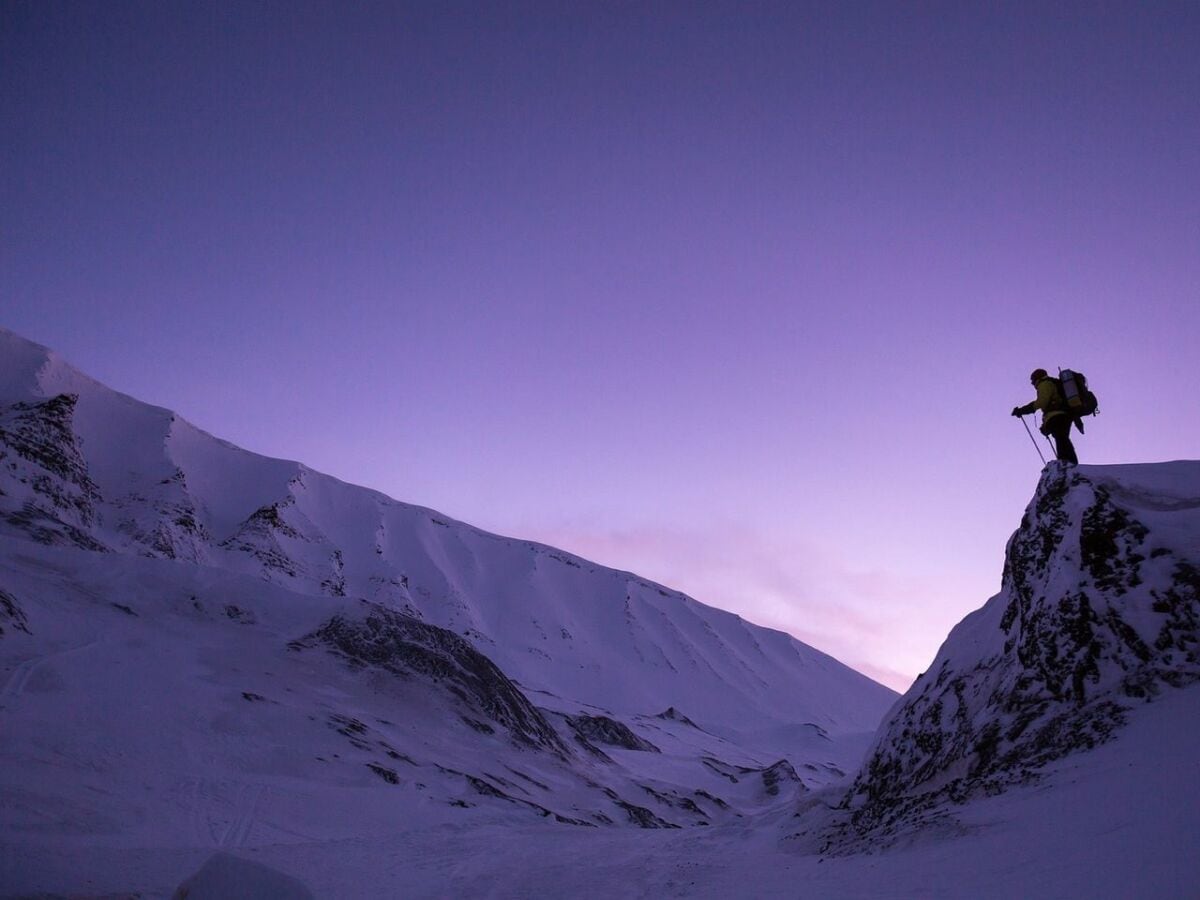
left=838, top=460, right=1200, bottom=843
left=172, top=852, right=314, bottom=899
left=292, top=603, right=571, bottom=755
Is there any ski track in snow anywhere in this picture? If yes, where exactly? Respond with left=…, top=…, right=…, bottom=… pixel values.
left=0, top=656, right=41, bottom=709
left=185, top=779, right=266, bottom=848
left=0, top=635, right=105, bottom=711
left=221, top=782, right=265, bottom=848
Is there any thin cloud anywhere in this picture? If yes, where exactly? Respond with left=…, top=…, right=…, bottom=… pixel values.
left=522, top=518, right=976, bottom=693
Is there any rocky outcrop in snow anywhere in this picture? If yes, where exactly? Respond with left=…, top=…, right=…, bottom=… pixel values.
left=0, top=588, right=30, bottom=636
left=566, top=714, right=661, bottom=753
left=293, top=604, right=570, bottom=756
left=838, top=461, right=1200, bottom=841
left=0, top=393, right=105, bottom=551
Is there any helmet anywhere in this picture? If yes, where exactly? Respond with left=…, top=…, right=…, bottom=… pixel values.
left=1030, top=368, right=1048, bottom=383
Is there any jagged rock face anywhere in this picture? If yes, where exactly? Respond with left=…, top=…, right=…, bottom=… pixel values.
left=701, top=756, right=805, bottom=799
left=760, top=759, right=803, bottom=796
left=218, top=493, right=346, bottom=595
left=0, top=394, right=105, bottom=550
left=112, top=466, right=212, bottom=564
left=294, top=605, right=570, bottom=756
left=842, top=463, right=1200, bottom=838
left=566, top=715, right=660, bottom=753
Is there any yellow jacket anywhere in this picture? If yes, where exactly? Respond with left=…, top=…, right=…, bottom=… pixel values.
left=1017, top=377, right=1068, bottom=431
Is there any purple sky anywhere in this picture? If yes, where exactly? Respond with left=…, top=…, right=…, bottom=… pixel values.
left=4, top=2, right=1198, bottom=689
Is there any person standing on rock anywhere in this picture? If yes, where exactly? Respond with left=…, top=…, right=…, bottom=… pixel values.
left=1012, top=368, right=1078, bottom=464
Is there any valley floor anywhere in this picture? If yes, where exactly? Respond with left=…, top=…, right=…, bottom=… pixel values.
left=3, top=682, right=1197, bottom=900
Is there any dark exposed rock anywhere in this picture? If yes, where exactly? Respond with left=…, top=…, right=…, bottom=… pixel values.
left=699, top=756, right=802, bottom=796
left=565, top=714, right=660, bottom=753
left=432, top=767, right=592, bottom=824
left=694, top=789, right=730, bottom=810
left=836, top=464, right=1200, bottom=848
left=382, top=746, right=417, bottom=765
left=111, top=602, right=138, bottom=617
left=701, top=756, right=741, bottom=783
left=367, top=763, right=400, bottom=784
left=601, top=788, right=680, bottom=829
left=0, top=395, right=97, bottom=494
left=0, top=395, right=103, bottom=551
left=1081, top=488, right=1149, bottom=595
left=321, top=549, right=346, bottom=597
left=295, top=605, right=570, bottom=756
left=654, top=706, right=700, bottom=728
left=218, top=502, right=303, bottom=576
left=640, top=785, right=708, bottom=819
left=224, top=605, right=257, bottom=625
left=466, top=775, right=508, bottom=799
left=554, top=813, right=596, bottom=826
left=3, top=503, right=109, bottom=552
left=329, top=714, right=371, bottom=750
left=506, top=768, right=550, bottom=792
left=0, top=588, right=31, bottom=636
left=761, top=759, right=803, bottom=796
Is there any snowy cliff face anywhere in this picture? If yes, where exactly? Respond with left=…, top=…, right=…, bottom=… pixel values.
left=0, top=393, right=104, bottom=551
left=839, top=461, right=1200, bottom=840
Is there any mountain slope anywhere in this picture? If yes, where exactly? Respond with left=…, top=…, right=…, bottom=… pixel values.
left=0, top=327, right=894, bottom=747
left=0, top=325, right=898, bottom=860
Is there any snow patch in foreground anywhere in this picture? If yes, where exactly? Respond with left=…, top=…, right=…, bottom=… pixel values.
left=173, top=852, right=314, bottom=900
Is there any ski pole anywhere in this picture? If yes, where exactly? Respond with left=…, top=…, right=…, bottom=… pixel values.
left=1019, top=415, right=1046, bottom=464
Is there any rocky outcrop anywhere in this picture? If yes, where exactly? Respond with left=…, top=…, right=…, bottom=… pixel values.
left=219, top=497, right=347, bottom=595
left=701, top=755, right=805, bottom=797
left=0, top=588, right=30, bottom=636
left=112, top=467, right=211, bottom=563
left=293, top=605, right=570, bottom=756
left=0, top=394, right=105, bottom=550
left=761, top=759, right=803, bottom=796
left=838, top=463, right=1200, bottom=843
left=566, top=714, right=660, bottom=753
left=219, top=501, right=307, bottom=577
left=654, top=706, right=700, bottom=728
left=602, top=787, right=680, bottom=828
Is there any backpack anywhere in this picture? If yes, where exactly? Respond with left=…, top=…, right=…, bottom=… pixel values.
left=1058, top=369, right=1099, bottom=418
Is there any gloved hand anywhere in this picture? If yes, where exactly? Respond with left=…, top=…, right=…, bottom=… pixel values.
left=1011, top=407, right=1022, bottom=417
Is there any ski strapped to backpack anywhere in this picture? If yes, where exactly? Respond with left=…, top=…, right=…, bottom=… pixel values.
left=1057, top=368, right=1099, bottom=417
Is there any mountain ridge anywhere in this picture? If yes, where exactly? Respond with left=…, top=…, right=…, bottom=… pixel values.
left=0, top=325, right=894, bottom=757
left=0, top=324, right=897, bottom=830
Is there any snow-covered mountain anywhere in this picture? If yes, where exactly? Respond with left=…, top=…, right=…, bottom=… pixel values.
left=0, top=326, right=895, bottom=866
left=4, top=325, right=1198, bottom=898
left=834, top=459, right=1200, bottom=846
left=0, top=327, right=891, bottom=741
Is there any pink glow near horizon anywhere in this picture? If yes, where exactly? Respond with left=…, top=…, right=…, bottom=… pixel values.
left=5, top=3, right=1198, bottom=692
